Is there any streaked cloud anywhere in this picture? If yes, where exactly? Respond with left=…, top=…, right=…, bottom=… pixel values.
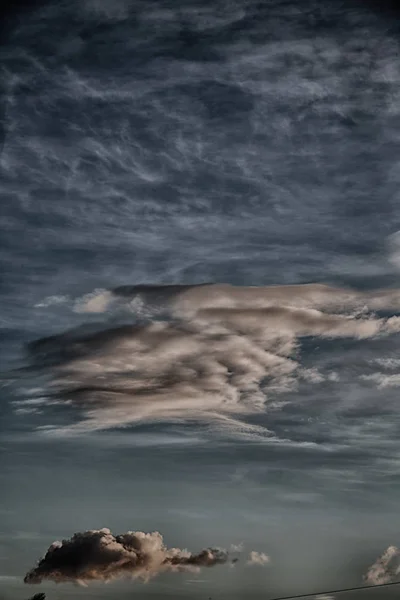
left=20, top=282, right=400, bottom=436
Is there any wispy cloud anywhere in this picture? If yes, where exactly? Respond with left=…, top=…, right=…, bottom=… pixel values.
left=364, top=545, right=400, bottom=585
left=246, top=551, right=270, bottom=566
left=22, top=282, right=400, bottom=437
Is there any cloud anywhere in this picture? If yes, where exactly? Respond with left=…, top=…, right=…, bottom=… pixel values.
left=364, top=545, right=400, bottom=585
left=20, top=282, right=400, bottom=436
left=81, top=0, right=132, bottom=21
left=361, top=372, right=400, bottom=388
left=24, top=528, right=237, bottom=586
left=246, top=551, right=270, bottom=566
left=79, top=283, right=400, bottom=315
left=229, top=543, right=244, bottom=553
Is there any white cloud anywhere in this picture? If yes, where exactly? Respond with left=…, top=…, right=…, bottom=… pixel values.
left=246, top=551, right=270, bottom=566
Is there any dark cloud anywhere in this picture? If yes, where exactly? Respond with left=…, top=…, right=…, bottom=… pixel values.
left=24, top=528, right=234, bottom=586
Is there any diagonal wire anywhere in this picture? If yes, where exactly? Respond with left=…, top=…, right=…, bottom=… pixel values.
left=269, top=580, right=400, bottom=599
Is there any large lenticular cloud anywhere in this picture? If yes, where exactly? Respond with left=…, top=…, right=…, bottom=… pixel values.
left=20, top=282, right=400, bottom=435
left=24, top=528, right=237, bottom=586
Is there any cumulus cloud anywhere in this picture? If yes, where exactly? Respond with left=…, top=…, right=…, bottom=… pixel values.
left=246, top=551, right=270, bottom=566
left=20, top=282, right=400, bottom=435
left=24, top=528, right=239, bottom=586
left=364, top=545, right=400, bottom=585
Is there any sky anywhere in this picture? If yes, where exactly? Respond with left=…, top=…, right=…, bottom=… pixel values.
left=2, top=0, right=400, bottom=599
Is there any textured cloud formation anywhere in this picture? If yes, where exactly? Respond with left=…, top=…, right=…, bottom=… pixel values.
left=364, top=545, right=400, bottom=585
left=82, top=283, right=400, bottom=315
left=22, top=283, right=400, bottom=435
left=246, top=551, right=270, bottom=566
left=24, top=528, right=236, bottom=586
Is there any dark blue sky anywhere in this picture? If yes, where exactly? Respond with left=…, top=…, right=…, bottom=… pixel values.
left=2, top=0, right=400, bottom=598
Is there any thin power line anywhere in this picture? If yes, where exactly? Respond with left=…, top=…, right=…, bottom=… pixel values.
left=269, top=580, right=400, bottom=600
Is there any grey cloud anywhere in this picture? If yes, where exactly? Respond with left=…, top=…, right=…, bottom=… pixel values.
left=24, top=528, right=234, bottom=586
